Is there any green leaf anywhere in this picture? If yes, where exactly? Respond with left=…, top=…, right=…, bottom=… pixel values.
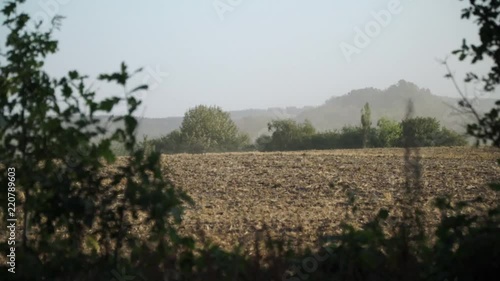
left=102, top=149, right=116, bottom=163
left=68, top=70, right=79, bottom=80
left=98, top=97, right=120, bottom=112
left=124, top=115, right=138, bottom=132
left=61, top=84, right=72, bottom=98
left=1, top=2, right=17, bottom=16
left=130, top=84, right=148, bottom=94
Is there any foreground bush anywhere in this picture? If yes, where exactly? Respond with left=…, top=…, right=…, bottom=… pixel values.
left=0, top=2, right=192, bottom=280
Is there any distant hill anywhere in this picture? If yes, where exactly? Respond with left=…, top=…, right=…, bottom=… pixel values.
left=127, top=80, right=495, bottom=140
left=295, top=80, right=495, bottom=134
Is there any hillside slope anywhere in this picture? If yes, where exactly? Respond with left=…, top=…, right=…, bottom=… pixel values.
left=296, top=80, right=494, bottom=133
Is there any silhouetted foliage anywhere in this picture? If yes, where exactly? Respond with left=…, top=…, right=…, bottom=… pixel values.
left=0, top=1, right=192, bottom=280
left=454, top=0, right=499, bottom=92
left=451, top=0, right=500, bottom=146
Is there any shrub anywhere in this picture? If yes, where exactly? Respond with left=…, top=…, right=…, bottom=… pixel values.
left=0, top=2, right=191, bottom=279
left=265, top=119, right=316, bottom=151
left=179, top=105, right=251, bottom=153
left=148, top=106, right=251, bottom=154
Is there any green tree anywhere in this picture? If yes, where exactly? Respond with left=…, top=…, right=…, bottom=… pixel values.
left=266, top=119, right=316, bottom=151
left=434, top=127, right=468, bottom=146
left=400, top=117, right=442, bottom=147
left=148, top=129, right=184, bottom=154
left=308, top=131, right=341, bottom=150
left=179, top=105, right=250, bottom=153
left=337, top=126, right=364, bottom=148
left=255, top=134, right=272, bottom=151
left=361, top=102, right=372, bottom=148
left=376, top=117, right=402, bottom=147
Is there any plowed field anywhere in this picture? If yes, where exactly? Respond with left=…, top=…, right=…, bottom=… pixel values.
left=163, top=147, right=500, bottom=250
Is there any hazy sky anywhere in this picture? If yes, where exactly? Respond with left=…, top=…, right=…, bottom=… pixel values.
left=2, top=0, right=496, bottom=117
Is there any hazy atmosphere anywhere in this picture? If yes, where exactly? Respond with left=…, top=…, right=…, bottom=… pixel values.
left=2, top=0, right=496, bottom=117
left=1, top=1, right=500, bottom=280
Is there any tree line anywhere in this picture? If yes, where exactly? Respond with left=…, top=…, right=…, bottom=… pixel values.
left=145, top=103, right=467, bottom=154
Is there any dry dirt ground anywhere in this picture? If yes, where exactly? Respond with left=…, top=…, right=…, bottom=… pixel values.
left=163, top=147, right=500, bottom=251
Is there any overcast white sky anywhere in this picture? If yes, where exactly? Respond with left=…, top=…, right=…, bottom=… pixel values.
left=2, top=0, right=496, bottom=117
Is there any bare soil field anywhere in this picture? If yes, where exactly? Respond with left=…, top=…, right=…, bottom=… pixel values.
left=163, top=147, right=500, bottom=251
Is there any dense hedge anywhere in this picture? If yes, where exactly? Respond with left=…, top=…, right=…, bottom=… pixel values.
left=145, top=116, right=467, bottom=154
left=255, top=117, right=467, bottom=152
